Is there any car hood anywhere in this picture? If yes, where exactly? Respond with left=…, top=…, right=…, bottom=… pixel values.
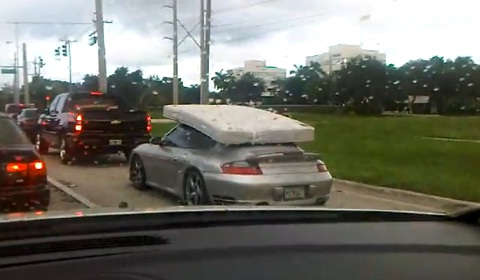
left=0, top=206, right=445, bottom=223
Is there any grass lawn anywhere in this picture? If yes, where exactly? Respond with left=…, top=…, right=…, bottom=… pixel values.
left=151, top=114, right=480, bottom=202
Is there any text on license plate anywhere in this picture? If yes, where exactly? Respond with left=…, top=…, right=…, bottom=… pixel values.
left=109, top=139, right=122, bottom=145
left=283, top=187, right=306, bottom=200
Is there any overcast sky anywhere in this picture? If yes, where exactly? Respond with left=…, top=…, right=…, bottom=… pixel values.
left=0, top=0, right=478, bottom=86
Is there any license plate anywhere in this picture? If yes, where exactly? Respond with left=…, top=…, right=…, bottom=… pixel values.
left=283, top=187, right=306, bottom=200
left=109, top=139, right=122, bottom=145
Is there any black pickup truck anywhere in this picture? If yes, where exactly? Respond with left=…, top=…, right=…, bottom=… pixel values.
left=35, top=91, right=152, bottom=164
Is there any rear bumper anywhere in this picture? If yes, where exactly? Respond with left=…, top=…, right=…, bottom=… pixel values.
left=203, top=172, right=333, bottom=206
left=66, top=133, right=150, bottom=155
left=0, top=186, right=50, bottom=212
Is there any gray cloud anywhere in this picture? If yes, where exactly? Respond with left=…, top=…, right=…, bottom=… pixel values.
left=0, top=0, right=376, bottom=44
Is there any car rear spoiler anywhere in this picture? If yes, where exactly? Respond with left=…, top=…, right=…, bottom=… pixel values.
left=245, top=152, right=320, bottom=164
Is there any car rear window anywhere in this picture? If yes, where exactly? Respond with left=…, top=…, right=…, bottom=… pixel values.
left=23, top=109, right=39, bottom=118
left=0, top=117, right=31, bottom=145
left=5, top=105, right=20, bottom=114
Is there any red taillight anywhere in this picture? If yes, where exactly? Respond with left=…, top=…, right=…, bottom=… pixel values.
left=221, top=161, right=262, bottom=175
left=146, top=114, right=152, bottom=133
left=316, top=162, right=328, bottom=173
left=90, top=91, right=103, bottom=95
left=6, top=163, right=27, bottom=172
left=75, top=114, right=83, bottom=132
left=6, top=160, right=46, bottom=175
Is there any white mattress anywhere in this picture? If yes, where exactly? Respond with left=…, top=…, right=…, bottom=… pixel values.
left=163, top=105, right=314, bottom=145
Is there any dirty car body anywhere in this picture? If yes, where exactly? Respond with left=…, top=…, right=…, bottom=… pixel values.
left=129, top=105, right=333, bottom=206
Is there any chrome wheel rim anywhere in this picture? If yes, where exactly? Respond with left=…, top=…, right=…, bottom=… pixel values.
left=130, top=159, right=143, bottom=185
left=35, top=134, right=41, bottom=151
left=185, top=173, right=203, bottom=205
left=60, top=139, right=66, bottom=160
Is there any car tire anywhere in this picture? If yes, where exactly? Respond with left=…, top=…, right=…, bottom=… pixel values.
left=59, top=137, right=73, bottom=165
left=124, top=148, right=133, bottom=161
left=183, top=169, right=210, bottom=205
left=35, top=132, right=49, bottom=154
left=129, top=155, right=148, bottom=190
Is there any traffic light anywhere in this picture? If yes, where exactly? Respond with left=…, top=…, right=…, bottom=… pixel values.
left=54, top=48, right=60, bottom=56
left=45, top=96, right=50, bottom=101
left=38, top=57, right=45, bottom=68
left=61, top=44, right=68, bottom=57
left=88, top=35, right=97, bottom=46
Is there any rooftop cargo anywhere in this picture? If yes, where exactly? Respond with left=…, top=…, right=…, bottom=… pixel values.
left=163, top=105, right=314, bottom=145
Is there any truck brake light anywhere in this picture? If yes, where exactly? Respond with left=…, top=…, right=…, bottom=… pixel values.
left=146, top=114, right=152, bottom=133
left=75, top=114, right=83, bottom=132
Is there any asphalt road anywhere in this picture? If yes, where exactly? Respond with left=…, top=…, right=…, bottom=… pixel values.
left=42, top=150, right=444, bottom=213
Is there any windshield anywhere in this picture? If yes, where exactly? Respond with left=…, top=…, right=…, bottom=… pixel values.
left=0, top=0, right=478, bottom=237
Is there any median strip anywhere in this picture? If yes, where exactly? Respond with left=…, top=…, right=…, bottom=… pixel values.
left=47, top=176, right=99, bottom=209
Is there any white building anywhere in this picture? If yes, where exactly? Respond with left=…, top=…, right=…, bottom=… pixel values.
left=306, top=44, right=386, bottom=74
left=229, top=60, right=286, bottom=86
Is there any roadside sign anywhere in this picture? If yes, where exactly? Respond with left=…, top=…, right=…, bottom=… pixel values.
left=1, top=68, right=16, bottom=74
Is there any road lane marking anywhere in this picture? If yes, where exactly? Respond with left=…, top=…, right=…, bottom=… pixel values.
left=48, top=176, right=99, bottom=208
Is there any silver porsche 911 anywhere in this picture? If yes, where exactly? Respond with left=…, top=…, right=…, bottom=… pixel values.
left=128, top=123, right=333, bottom=206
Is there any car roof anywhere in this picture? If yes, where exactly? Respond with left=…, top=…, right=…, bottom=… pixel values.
left=163, top=105, right=315, bottom=145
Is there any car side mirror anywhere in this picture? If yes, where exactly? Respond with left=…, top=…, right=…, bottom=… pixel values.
left=150, top=137, right=164, bottom=146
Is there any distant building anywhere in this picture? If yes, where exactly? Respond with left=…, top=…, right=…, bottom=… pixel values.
left=306, top=44, right=387, bottom=74
left=229, top=60, right=286, bottom=86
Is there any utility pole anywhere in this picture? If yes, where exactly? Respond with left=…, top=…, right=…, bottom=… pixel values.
left=205, top=0, right=212, bottom=103
left=200, top=0, right=205, bottom=103
left=33, top=57, right=38, bottom=77
left=22, top=43, right=29, bottom=104
left=164, top=0, right=179, bottom=105
left=95, top=0, right=108, bottom=93
left=200, top=0, right=212, bottom=104
left=14, top=23, right=19, bottom=104
left=173, top=0, right=179, bottom=105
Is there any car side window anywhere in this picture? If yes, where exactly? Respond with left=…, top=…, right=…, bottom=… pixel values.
left=165, top=124, right=216, bottom=149
left=49, top=95, right=61, bottom=113
left=56, top=95, right=68, bottom=113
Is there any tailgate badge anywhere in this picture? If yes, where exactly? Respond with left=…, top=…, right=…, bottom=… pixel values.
left=111, top=120, right=122, bottom=124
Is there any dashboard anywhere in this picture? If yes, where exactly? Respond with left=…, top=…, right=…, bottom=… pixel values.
left=0, top=219, right=478, bottom=280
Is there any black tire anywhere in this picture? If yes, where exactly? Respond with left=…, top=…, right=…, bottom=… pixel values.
left=59, top=137, right=73, bottom=165
left=35, top=132, right=49, bottom=154
left=183, top=169, right=209, bottom=205
left=129, top=155, right=148, bottom=190
left=124, top=148, right=133, bottom=161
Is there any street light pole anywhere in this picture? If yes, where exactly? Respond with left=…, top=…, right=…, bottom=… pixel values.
left=22, top=43, right=29, bottom=104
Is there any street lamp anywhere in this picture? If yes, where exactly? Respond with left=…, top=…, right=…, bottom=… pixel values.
left=4, top=41, right=18, bottom=100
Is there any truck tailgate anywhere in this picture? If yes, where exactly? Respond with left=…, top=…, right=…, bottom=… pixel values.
left=79, top=108, right=148, bottom=134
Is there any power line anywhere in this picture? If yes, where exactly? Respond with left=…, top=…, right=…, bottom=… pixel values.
left=2, top=21, right=92, bottom=25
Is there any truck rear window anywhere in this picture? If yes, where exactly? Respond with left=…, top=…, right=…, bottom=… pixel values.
left=66, top=94, right=123, bottom=111
left=0, top=117, right=31, bottom=145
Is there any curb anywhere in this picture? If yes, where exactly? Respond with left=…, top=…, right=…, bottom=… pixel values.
left=334, top=179, right=480, bottom=212
left=48, top=177, right=99, bottom=209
